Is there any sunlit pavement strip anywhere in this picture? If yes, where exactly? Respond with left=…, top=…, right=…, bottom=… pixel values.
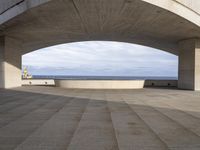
left=0, top=86, right=200, bottom=150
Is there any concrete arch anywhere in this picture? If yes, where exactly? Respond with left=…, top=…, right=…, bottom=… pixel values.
left=0, top=0, right=200, bottom=26
left=0, top=0, right=200, bottom=89
left=0, top=0, right=199, bottom=54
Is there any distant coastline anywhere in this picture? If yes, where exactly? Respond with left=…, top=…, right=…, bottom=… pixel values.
left=31, top=75, right=178, bottom=80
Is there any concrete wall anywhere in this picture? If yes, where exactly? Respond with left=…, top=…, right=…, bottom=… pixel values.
left=178, top=38, right=200, bottom=90
left=145, top=80, right=177, bottom=87
left=0, top=36, right=22, bottom=88
left=53, top=80, right=177, bottom=89
left=55, top=80, right=145, bottom=89
left=0, top=37, right=5, bottom=88
left=22, top=79, right=55, bottom=86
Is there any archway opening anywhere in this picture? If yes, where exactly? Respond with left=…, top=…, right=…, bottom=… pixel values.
left=22, top=41, right=178, bottom=88
left=22, top=41, right=178, bottom=80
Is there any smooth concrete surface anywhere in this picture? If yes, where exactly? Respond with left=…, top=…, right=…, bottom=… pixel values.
left=0, top=0, right=200, bottom=54
left=22, top=79, right=55, bottom=86
left=178, top=39, right=200, bottom=90
left=22, top=79, right=177, bottom=89
left=143, top=0, right=200, bottom=26
left=0, top=86, right=199, bottom=149
left=55, top=80, right=145, bottom=89
left=0, top=0, right=51, bottom=24
left=0, top=37, right=21, bottom=89
left=173, top=0, right=200, bottom=14
left=0, top=37, right=5, bottom=88
left=145, top=80, right=177, bottom=87
left=54, top=79, right=177, bottom=89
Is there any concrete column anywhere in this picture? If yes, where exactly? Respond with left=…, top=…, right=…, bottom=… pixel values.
left=0, top=36, right=22, bottom=88
left=178, top=38, right=200, bottom=90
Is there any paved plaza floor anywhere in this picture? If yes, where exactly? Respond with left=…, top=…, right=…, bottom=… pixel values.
left=0, top=86, right=200, bottom=150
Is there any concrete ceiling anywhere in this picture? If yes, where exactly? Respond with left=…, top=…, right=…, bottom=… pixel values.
left=1, top=0, right=200, bottom=55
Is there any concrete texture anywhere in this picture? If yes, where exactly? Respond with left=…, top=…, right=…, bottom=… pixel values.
left=22, top=79, right=177, bottom=88
left=22, top=79, right=55, bottom=86
left=54, top=79, right=177, bottom=89
left=0, top=0, right=51, bottom=24
left=1, top=0, right=200, bottom=54
left=178, top=39, right=200, bottom=90
left=0, top=37, right=22, bottom=88
left=144, top=80, right=177, bottom=87
left=0, top=0, right=200, bottom=89
left=55, top=80, right=145, bottom=89
left=0, top=86, right=199, bottom=149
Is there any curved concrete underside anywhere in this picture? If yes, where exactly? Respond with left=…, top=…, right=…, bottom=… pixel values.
left=0, top=0, right=200, bottom=54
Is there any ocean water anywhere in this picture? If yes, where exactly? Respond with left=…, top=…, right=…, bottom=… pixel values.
left=32, top=75, right=178, bottom=80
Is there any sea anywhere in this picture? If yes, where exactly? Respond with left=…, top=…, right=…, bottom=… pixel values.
left=32, top=75, right=178, bottom=80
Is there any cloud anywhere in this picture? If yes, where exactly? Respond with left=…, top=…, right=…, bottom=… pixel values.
left=22, top=41, right=178, bottom=76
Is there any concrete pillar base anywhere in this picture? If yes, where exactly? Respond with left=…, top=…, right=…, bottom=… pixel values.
left=178, top=38, right=200, bottom=91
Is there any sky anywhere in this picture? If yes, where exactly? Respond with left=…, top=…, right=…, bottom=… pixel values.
left=22, top=41, right=178, bottom=77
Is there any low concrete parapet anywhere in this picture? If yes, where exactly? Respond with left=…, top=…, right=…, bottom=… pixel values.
left=54, top=79, right=178, bottom=89
left=145, top=80, right=177, bottom=87
left=22, top=79, right=178, bottom=89
left=55, top=80, right=145, bottom=89
left=22, top=79, right=55, bottom=86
